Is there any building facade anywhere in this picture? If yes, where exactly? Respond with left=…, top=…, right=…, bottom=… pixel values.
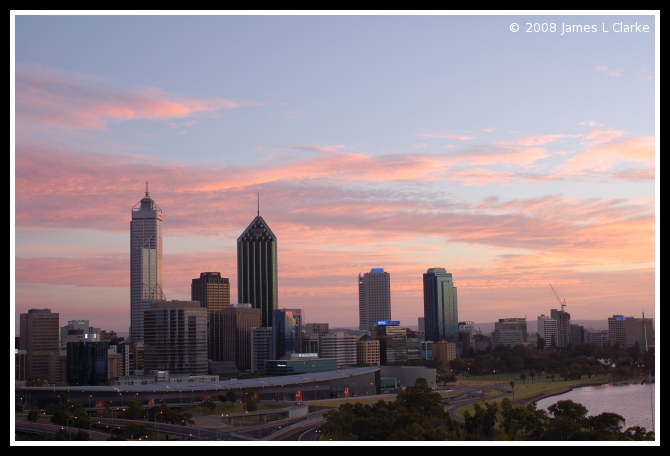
left=423, top=268, right=459, bottom=353
left=219, top=304, right=261, bottom=372
left=356, top=334, right=381, bottom=366
left=237, top=213, right=278, bottom=328
left=250, top=326, right=273, bottom=374
left=432, top=340, right=457, bottom=372
left=607, top=315, right=654, bottom=350
left=191, top=272, right=231, bottom=362
left=358, top=268, right=391, bottom=331
left=491, top=330, right=524, bottom=349
left=143, top=300, right=207, bottom=375
left=495, top=318, right=528, bottom=342
left=19, top=309, right=60, bottom=380
left=550, top=309, right=571, bottom=348
left=370, top=322, right=407, bottom=366
left=538, top=315, right=558, bottom=349
left=272, top=309, right=303, bottom=359
left=66, top=341, right=108, bottom=386
left=319, top=332, right=357, bottom=368
left=130, top=186, right=164, bottom=343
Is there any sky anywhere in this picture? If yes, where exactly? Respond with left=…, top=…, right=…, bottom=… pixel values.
left=11, top=12, right=658, bottom=337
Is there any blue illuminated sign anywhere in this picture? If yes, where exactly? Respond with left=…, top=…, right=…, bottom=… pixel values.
left=371, top=268, right=384, bottom=273
left=615, top=317, right=627, bottom=321
left=377, top=320, right=400, bottom=326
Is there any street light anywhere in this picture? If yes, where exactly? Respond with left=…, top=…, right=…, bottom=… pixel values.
left=154, top=411, right=162, bottom=441
left=67, top=417, right=76, bottom=441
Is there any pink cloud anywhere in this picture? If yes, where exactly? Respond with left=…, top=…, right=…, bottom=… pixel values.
left=559, top=135, right=654, bottom=175
left=15, top=63, right=254, bottom=132
left=594, top=64, right=622, bottom=77
left=502, top=134, right=570, bottom=146
left=414, top=129, right=474, bottom=140
left=289, top=144, right=346, bottom=153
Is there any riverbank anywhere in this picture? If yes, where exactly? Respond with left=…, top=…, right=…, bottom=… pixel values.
left=520, top=377, right=654, bottom=408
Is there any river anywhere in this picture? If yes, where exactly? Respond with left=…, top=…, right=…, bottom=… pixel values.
left=534, top=382, right=656, bottom=431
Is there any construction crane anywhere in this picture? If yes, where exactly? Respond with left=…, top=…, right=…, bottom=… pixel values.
left=549, top=284, right=566, bottom=312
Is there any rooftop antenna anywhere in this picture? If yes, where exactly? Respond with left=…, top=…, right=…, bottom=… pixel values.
left=145, top=181, right=150, bottom=197
left=257, top=192, right=260, bottom=216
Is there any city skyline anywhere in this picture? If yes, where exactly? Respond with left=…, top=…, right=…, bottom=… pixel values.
left=12, top=13, right=658, bottom=337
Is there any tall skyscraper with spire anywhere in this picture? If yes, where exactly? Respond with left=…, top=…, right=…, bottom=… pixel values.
left=237, top=195, right=277, bottom=327
left=130, top=183, right=164, bottom=343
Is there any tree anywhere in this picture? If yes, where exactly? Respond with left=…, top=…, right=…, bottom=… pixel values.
left=463, top=402, right=499, bottom=438
left=201, top=396, right=216, bottom=413
left=126, top=399, right=144, bottom=419
left=395, top=378, right=444, bottom=418
left=520, top=373, right=527, bottom=384
left=243, top=389, right=258, bottom=412
left=500, top=401, right=545, bottom=440
left=587, top=412, right=626, bottom=439
left=529, top=371, right=536, bottom=384
left=537, top=337, right=545, bottom=351
left=123, top=422, right=149, bottom=440
left=16, top=402, right=24, bottom=413
left=547, top=400, right=588, bottom=426
left=25, top=376, right=48, bottom=387
left=225, top=390, right=237, bottom=405
left=509, top=381, right=515, bottom=402
left=27, top=409, right=40, bottom=423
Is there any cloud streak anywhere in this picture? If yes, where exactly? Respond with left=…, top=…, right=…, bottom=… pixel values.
left=15, top=63, right=256, bottom=132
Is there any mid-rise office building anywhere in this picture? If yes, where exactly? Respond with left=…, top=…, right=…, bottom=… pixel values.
left=607, top=315, right=654, bottom=350
left=264, top=354, right=338, bottom=376
left=272, top=308, right=303, bottom=359
left=219, top=304, right=261, bottom=372
left=585, top=328, right=609, bottom=347
left=423, top=268, right=459, bottom=354
left=237, top=210, right=278, bottom=327
left=538, top=315, right=558, bottom=349
left=48, top=352, right=67, bottom=385
left=319, top=332, right=357, bottom=368
left=495, top=318, right=528, bottom=342
left=550, top=309, right=571, bottom=348
left=66, top=341, right=108, bottom=386
left=432, top=340, right=457, bottom=372
left=143, top=300, right=207, bottom=375
left=458, top=321, right=475, bottom=353
left=356, top=334, right=380, bottom=366
left=302, top=333, right=320, bottom=354
left=250, top=327, right=273, bottom=374
left=60, top=320, right=89, bottom=347
left=570, top=324, right=585, bottom=346
left=15, top=349, right=27, bottom=382
left=358, top=268, right=391, bottom=331
left=19, top=309, right=60, bottom=379
left=130, top=185, right=164, bottom=343
left=191, top=272, right=230, bottom=362
left=491, top=330, right=524, bottom=349
left=418, top=317, right=425, bottom=333
left=421, top=340, right=433, bottom=361
left=370, top=321, right=406, bottom=366
left=304, top=323, right=329, bottom=335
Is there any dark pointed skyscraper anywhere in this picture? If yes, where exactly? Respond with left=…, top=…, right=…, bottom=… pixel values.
left=130, top=183, right=164, bottom=343
left=237, top=198, right=277, bottom=327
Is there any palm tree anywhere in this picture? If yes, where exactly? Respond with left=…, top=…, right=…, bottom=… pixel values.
left=529, top=371, right=536, bottom=384
left=520, top=373, right=527, bottom=384
left=509, top=381, right=516, bottom=402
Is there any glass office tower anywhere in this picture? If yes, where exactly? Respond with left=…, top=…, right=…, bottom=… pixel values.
left=423, top=268, right=459, bottom=354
